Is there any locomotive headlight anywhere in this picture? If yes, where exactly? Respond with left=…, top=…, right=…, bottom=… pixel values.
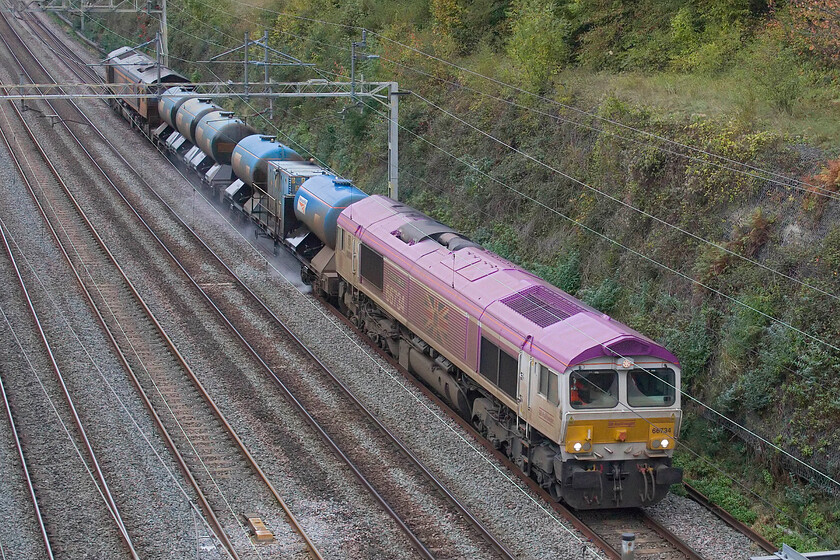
left=647, top=422, right=675, bottom=452
left=565, top=425, right=594, bottom=454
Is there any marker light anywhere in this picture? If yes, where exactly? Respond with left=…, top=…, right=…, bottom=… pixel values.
left=660, top=438, right=670, bottom=449
left=573, top=442, right=583, bottom=452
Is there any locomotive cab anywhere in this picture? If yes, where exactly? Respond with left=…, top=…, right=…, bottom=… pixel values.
left=557, top=357, right=683, bottom=509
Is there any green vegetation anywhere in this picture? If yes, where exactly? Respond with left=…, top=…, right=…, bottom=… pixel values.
left=74, top=0, right=840, bottom=549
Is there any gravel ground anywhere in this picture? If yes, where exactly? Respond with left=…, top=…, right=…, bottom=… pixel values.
left=647, top=494, right=763, bottom=559
left=0, top=21, right=225, bottom=558
left=21, top=11, right=777, bottom=560
left=67, top=56, right=605, bottom=560
left=10, top=13, right=424, bottom=560
left=0, top=158, right=55, bottom=560
left=0, top=152, right=131, bottom=557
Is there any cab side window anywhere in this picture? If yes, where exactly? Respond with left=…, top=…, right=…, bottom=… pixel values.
left=538, top=364, right=559, bottom=405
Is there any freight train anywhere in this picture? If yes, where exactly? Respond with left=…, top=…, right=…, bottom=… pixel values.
left=105, top=46, right=683, bottom=509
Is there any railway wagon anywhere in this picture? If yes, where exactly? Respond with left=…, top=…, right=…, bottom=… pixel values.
left=104, top=47, right=186, bottom=132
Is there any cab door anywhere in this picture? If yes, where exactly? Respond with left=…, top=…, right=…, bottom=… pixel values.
left=517, top=352, right=532, bottom=424
left=351, top=235, right=359, bottom=278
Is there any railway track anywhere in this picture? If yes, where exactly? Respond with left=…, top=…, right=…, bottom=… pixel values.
left=682, top=483, right=777, bottom=555
left=3, top=9, right=527, bottom=560
left=576, top=509, right=701, bottom=560
left=318, top=293, right=784, bottom=560
left=0, top=11, right=322, bottom=560
left=35, top=12, right=519, bottom=558
left=9, top=9, right=782, bottom=560
left=0, top=224, right=133, bottom=560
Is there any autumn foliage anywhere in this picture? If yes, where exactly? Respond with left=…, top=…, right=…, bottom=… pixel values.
left=803, top=159, right=840, bottom=220
left=786, top=0, right=840, bottom=64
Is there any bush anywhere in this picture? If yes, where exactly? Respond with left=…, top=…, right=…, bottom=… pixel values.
left=532, top=250, right=581, bottom=295
left=506, top=0, right=573, bottom=90
left=664, top=308, right=713, bottom=385
left=722, top=293, right=773, bottom=362
left=579, top=277, right=621, bottom=314
left=749, top=32, right=805, bottom=114
left=431, top=0, right=510, bottom=54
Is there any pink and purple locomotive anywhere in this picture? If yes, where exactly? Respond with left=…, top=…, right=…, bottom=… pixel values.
left=106, top=46, right=683, bottom=509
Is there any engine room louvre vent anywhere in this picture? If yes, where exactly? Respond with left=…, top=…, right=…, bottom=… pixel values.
left=500, top=285, right=584, bottom=328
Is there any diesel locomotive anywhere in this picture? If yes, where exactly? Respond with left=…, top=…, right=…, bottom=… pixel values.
left=105, top=46, right=683, bottom=509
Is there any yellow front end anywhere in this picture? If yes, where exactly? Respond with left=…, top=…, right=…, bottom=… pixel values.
left=563, top=414, right=680, bottom=459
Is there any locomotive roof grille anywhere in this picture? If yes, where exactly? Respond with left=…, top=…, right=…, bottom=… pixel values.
left=500, top=285, right=584, bottom=327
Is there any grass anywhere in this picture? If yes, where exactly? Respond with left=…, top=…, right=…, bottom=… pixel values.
left=674, top=414, right=840, bottom=550
left=559, top=69, right=840, bottom=149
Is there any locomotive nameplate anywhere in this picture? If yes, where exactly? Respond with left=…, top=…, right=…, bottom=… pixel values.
left=538, top=407, right=555, bottom=425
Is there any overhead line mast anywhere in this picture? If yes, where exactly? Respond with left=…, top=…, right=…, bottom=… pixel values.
left=199, top=29, right=404, bottom=200
left=24, top=0, right=169, bottom=64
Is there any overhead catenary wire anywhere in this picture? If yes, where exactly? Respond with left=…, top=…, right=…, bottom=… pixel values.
left=146, top=4, right=840, bottom=494
left=358, top=94, right=840, bottom=489
left=357, top=97, right=840, bottom=355
left=355, top=107, right=835, bottom=546
left=408, top=90, right=840, bottom=305
left=366, top=29, right=838, bottom=196
left=151, top=0, right=840, bottom=487
left=89, top=9, right=837, bottom=543
left=154, top=1, right=840, bottom=320
left=0, top=217, right=223, bottom=553
left=188, top=0, right=840, bottom=199
left=371, top=54, right=840, bottom=201
left=86, top=16, right=609, bottom=558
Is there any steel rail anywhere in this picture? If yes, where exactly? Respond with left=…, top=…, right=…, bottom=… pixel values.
left=24, top=13, right=519, bottom=560
left=319, top=296, right=620, bottom=559
left=17, top=14, right=329, bottom=560
left=35, top=15, right=684, bottom=559
left=640, top=510, right=704, bottom=560
left=38, top=10, right=784, bottom=560
left=319, top=287, right=773, bottom=560
left=683, top=483, right=777, bottom=554
left=29, top=31, right=435, bottom=555
left=0, top=252, right=54, bottom=559
left=0, top=137, right=138, bottom=558
left=0, top=15, right=244, bottom=559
